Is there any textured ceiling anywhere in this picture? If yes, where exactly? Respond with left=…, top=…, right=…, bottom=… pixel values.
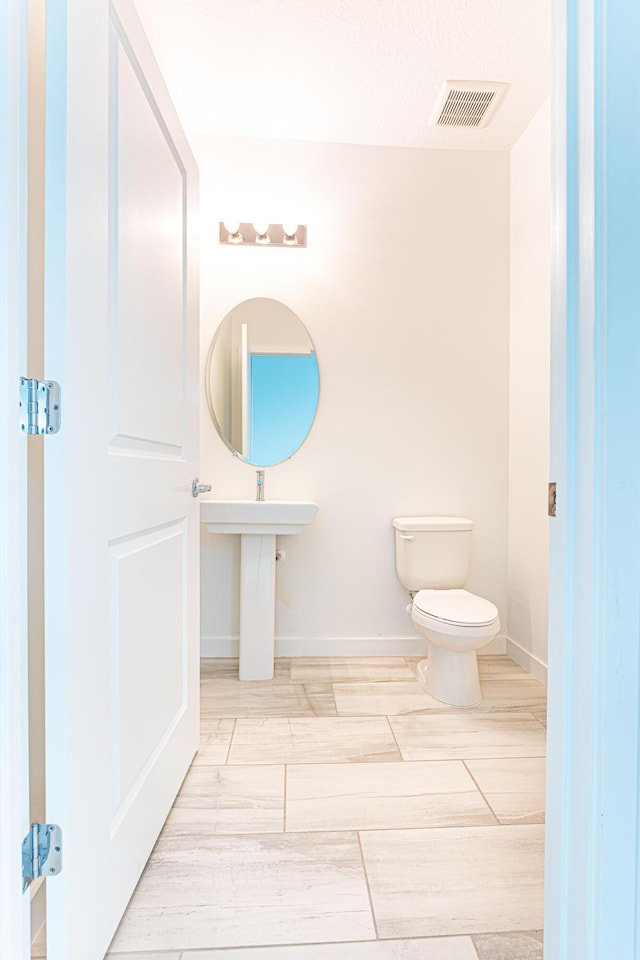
left=132, top=0, right=550, bottom=150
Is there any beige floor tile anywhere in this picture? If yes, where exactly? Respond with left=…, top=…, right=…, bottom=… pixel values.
left=403, top=657, right=546, bottom=714
left=465, top=758, right=546, bottom=824
left=162, top=765, right=284, bottom=835
left=474, top=676, right=547, bottom=714
left=286, top=760, right=494, bottom=832
left=107, top=954, right=179, bottom=959
left=109, top=832, right=375, bottom=953
left=404, top=656, right=423, bottom=676
left=360, top=824, right=544, bottom=939
left=200, top=658, right=244, bottom=680
left=289, top=657, right=415, bottom=682
left=477, top=656, right=533, bottom=679
left=407, top=656, right=533, bottom=681
left=389, top=713, right=547, bottom=761
left=228, top=717, right=401, bottom=765
left=473, top=930, right=543, bottom=959
left=176, top=936, right=480, bottom=958
left=200, top=681, right=328, bottom=718
left=301, top=682, right=338, bottom=716
left=530, top=706, right=547, bottom=727
left=201, top=658, right=291, bottom=680
left=192, top=719, right=235, bottom=765
left=334, top=680, right=442, bottom=716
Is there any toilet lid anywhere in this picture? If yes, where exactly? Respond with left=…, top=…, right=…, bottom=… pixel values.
left=413, top=589, right=498, bottom=626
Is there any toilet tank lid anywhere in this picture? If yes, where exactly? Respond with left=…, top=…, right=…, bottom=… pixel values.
left=392, top=516, right=474, bottom=532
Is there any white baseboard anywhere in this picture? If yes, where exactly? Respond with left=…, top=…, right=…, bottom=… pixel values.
left=200, top=634, right=508, bottom=659
left=506, top=636, right=548, bottom=685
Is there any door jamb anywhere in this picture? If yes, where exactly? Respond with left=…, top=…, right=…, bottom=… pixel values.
left=545, top=0, right=640, bottom=956
left=0, top=0, right=32, bottom=957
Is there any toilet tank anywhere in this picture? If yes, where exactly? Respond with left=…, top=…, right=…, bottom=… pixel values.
left=392, top=516, right=474, bottom=592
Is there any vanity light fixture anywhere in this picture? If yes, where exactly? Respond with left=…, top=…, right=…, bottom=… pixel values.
left=282, top=223, right=299, bottom=246
left=219, top=222, right=307, bottom=248
left=253, top=222, right=271, bottom=244
left=223, top=220, right=243, bottom=243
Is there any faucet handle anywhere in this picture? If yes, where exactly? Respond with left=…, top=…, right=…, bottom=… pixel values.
left=256, top=469, right=265, bottom=501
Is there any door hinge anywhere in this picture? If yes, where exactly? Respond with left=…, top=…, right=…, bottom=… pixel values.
left=22, top=823, right=63, bottom=892
left=19, top=378, right=61, bottom=435
left=548, top=482, right=557, bottom=517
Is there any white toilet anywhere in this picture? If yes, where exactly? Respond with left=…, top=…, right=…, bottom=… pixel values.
left=393, top=516, right=500, bottom=707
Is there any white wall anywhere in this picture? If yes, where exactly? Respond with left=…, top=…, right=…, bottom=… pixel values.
left=195, top=135, right=510, bottom=656
left=507, top=99, right=551, bottom=681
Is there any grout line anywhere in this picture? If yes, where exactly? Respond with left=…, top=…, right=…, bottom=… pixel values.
left=107, top=929, right=535, bottom=956
left=106, top=949, right=182, bottom=957
left=151, top=820, right=544, bottom=840
left=385, top=715, right=404, bottom=758
left=167, top=932, right=508, bottom=954
left=461, top=760, right=501, bottom=826
left=219, top=757, right=526, bottom=768
left=283, top=764, right=288, bottom=833
left=223, top=719, right=237, bottom=765
left=211, top=754, right=546, bottom=767
left=202, top=708, right=546, bottom=722
left=356, top=830, right=380, bottom=940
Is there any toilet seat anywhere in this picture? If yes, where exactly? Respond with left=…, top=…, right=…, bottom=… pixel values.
left=413, top=589, right=498, bottom=627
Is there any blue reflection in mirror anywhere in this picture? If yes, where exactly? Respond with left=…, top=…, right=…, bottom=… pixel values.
left=249, top=354, right=319, bottom=466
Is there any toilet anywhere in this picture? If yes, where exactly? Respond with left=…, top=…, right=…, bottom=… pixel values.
left=393, top=516, right=500, bottom=707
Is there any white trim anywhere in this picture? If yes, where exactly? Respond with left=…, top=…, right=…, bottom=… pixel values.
left=0, top=0, right=31, bottom=957
left=506, top=638, right=548, bottom=686
left=200, top=634, right=507, bottom=658
left=544, top=0, right=569, bottom=952
left=546, top=0, right=640, bottom=955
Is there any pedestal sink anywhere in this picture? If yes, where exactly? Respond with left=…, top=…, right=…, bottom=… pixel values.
left=201, top=500, right=319, bottom=680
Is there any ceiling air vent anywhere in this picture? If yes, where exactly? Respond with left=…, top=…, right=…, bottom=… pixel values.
left=430, top=80, right=509, bottom=129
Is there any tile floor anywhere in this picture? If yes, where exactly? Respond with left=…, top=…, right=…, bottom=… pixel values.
left=36, top=656, right=548, bottom=960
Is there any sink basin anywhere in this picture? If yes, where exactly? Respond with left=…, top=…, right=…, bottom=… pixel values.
left=200, top=499, right=319, bottom=681
left=201, top=499, right=318, bottom=535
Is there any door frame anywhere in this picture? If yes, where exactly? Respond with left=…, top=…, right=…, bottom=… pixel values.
left=545, top=0, right=640, bottom=956
left=0, top=0, right=31, bottom=957
left=5, top=0, right=640, bottom=956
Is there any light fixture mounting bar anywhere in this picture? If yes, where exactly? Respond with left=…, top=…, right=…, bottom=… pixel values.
left=219, top=222, right=307, bottom=247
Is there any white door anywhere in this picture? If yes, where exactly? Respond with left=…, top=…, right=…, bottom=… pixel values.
left=0, top=1, right=31, bottom=957
left=43, top=1, right=200, bottom=958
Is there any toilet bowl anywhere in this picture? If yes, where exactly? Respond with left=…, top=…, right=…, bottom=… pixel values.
left=392, top=516, right=500, bottom=707
left=411, top=588, right=500, bottom=707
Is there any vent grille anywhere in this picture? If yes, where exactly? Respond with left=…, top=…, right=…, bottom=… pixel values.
left=430, top=80, right=509, bottom=129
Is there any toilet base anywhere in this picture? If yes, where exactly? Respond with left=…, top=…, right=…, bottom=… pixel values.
left=417, top=645, right=482, bottom=707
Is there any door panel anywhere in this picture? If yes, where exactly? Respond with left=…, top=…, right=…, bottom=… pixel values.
left=112, top=30, right=186, bottom=451
left=43, top=2, right=199, bottom=958
left=110, top=522, right=186, bottom=815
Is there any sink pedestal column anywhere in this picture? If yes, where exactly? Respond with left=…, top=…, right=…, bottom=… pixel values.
left=239, top=533, right=276, bottom=680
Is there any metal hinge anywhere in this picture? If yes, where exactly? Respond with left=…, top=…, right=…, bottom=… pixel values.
left=19, top=378, right=61, bottom=435
left=548, top=482, right=557, bottom=517
left=22, top=823, right=63, bottom=892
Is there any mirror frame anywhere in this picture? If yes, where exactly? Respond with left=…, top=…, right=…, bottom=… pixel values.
left=205, top=297, right=320, bottom=467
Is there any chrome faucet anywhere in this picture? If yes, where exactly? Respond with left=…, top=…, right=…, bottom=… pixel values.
left=256, top=470, right=265, bottom=501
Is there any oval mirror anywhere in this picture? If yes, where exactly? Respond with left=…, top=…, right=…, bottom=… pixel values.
left=206, top=298, right=319, bottom=466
